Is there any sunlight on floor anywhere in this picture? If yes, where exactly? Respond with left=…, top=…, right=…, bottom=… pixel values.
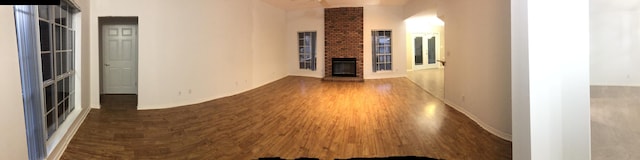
left=406, top=68, right=444, bottom=100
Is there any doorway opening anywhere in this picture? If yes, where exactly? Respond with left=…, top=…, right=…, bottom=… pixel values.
left=99, top=17, right=138, bottom=110
left=405, top=16, right=445, bottom=100
left=589, top=1, right=640, bottom=158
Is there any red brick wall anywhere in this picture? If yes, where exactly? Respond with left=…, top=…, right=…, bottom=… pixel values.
left=324, top=7, right=364, bottom=78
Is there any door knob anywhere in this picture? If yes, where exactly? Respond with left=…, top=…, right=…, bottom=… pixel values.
left=105, top=64, right=110, bottom=66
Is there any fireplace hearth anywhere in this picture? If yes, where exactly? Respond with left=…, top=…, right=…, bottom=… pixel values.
left=332, top=58, right=357, bottom=77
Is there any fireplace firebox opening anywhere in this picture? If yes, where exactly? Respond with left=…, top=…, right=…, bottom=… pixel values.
left=332, top=58, right=357, bottom=77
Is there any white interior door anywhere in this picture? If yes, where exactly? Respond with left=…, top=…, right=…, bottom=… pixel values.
left=413, top=33, right=439, bottom=70
left=102, top=24, right=137, bottom=94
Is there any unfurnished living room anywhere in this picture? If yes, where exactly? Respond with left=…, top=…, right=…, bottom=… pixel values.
left=0, top=0, right=635, bottom=159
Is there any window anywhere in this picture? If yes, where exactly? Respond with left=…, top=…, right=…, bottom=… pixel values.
left=39, top=3, right=76, bottom=139
left=14, top=2, right=77, bottom=159
left=372, top=30, right=392, bottom=72
left=298, top=31, right=317, bottom=70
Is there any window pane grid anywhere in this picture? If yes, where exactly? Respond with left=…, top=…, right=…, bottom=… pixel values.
left=372, top=30, right=392, bottom=72
left=298, top=31, right=316, bottom=70
left=36, top=3, right=76, bottom=141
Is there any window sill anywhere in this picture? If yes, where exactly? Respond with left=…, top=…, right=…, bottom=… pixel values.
left=374, top=70, right=394, bottom=73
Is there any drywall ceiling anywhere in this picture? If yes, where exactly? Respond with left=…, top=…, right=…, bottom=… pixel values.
left=261, top=0, right=409, bottom=10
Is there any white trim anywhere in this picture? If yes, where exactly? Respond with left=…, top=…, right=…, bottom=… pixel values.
left=443, top=99, right=512, bottom=141
left=66, top=0, right=82, bottom=12
left=138, top=75, right=291, bottom=110
left=46, top=107, right=90, bottom=160
left=371, top=70, right=393, bottom=73
left=589, top=84, right=640, bottom=87
left=289, top=72, right=323, bottom=78
left=364, top=73, right=406, bottom=79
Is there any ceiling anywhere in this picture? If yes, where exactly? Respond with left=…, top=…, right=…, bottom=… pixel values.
left=261, top=0, right=410, bottom=10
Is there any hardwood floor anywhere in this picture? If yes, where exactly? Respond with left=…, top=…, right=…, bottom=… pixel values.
left=407, top=68, right=444, bottom=100
left=61, top=76, right=511, bottom=159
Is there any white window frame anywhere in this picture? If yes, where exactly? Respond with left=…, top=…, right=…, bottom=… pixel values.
left=298, top=31, right=317, bottom=70
left=14, top=1, right=80, bottom=158
left=372, top=30, right=392, bottom=72
left=37, top=2, right=77, bottom=142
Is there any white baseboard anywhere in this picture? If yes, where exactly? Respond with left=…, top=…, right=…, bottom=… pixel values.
left=47, top=107, right=91, bottom=160
left=590, top=84, right=640, bottom=87
left=443, top=99, right=513, bottom=141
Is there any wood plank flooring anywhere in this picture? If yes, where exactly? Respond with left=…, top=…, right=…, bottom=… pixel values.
left=407, top=69, right=444, bottom=100
left=61, top=76, right=511, bottom=159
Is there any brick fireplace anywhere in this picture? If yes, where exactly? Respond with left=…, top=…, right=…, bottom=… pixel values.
left=323, top=7, right=364, bottom=81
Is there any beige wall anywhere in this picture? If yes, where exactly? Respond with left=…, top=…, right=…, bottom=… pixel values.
left=363, top=5, right=407, bottom=79
left=439, top=0, right=512, bottom=139
left=403, top=0, right=439, bottom=19
left=286, top=8, right=325, bottom=78
left=0, top=6, right=29, bottom=159
left=252, top=0, right=288, bottom=87
left=90, top=0, right=288, bottom=109
left=79, top=0, right=91, bottom=109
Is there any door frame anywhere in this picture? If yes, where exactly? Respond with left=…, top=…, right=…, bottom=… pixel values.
left=98, top=17, right=139, bottom=103
left=412, top=32, right=440, bottom=70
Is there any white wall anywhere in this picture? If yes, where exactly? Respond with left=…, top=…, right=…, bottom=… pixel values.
left=90, top=0, right=288, bottom=109
left=529, top=0, right=591, bottom=158
left=512, top=0, right=591, bottom=159
left=403, top=0, right=438, bottom=19
left=0, top=6, right=29, bottom=159
left=438, top=0, right=512, bottom=139
left=286, top=8, right=325, bottom=78
left=590, top=0, right=640, bottom=86
left=364, top=5, right=407, bottom=79
left=252, top=0, right=288, bottom=87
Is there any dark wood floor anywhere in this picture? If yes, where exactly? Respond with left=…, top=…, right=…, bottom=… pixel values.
left=62, top=76, right=511, bottom=159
